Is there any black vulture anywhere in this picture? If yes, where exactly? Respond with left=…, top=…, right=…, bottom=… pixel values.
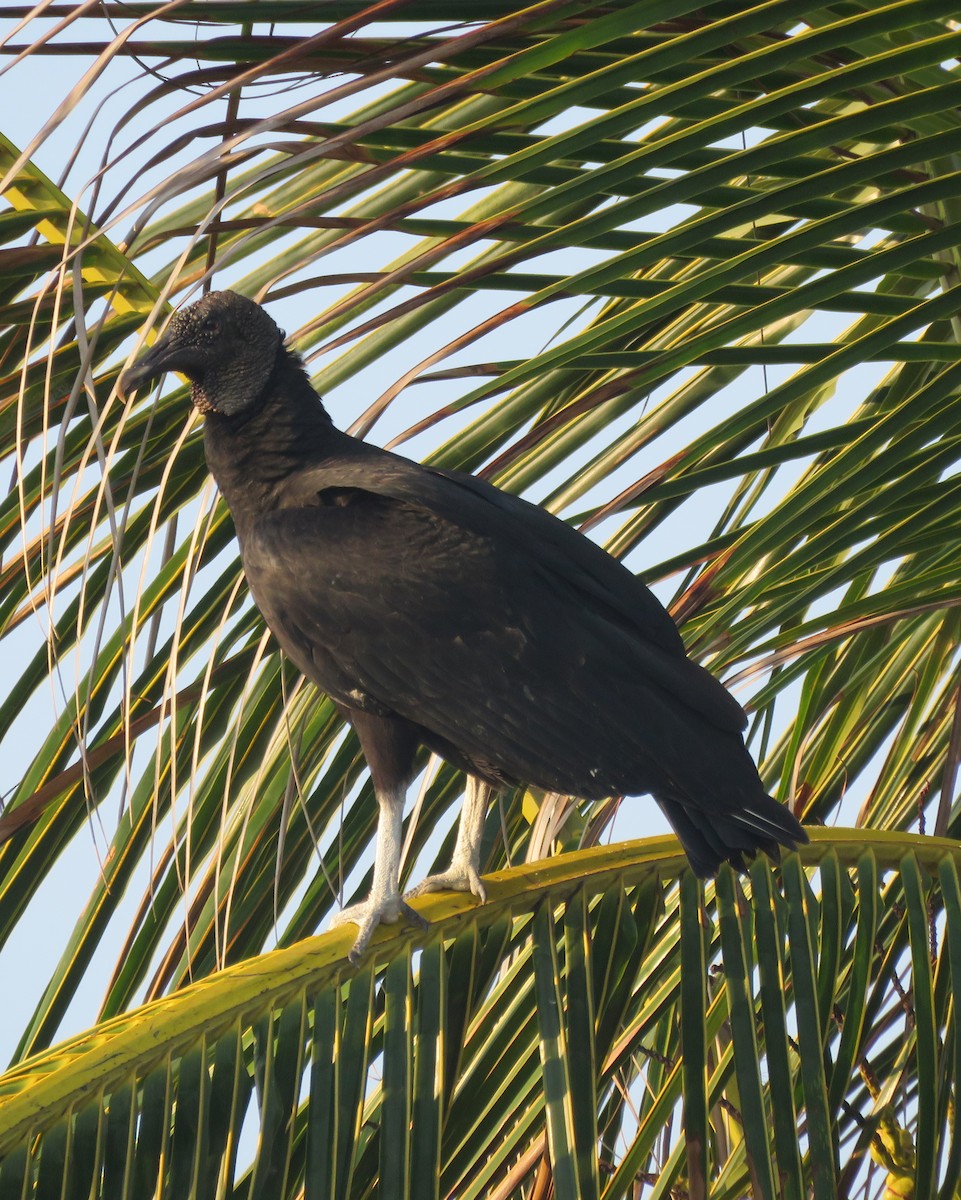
left=123, top=290, right=807, bottom=961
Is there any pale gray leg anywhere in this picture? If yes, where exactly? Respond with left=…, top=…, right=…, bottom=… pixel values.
left=406, top=776, right=490, bottom=903
left=330, top=783, right=426, bottom=963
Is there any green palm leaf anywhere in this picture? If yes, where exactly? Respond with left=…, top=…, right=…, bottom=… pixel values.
left=0, top=835, right=956, bottom=1198
left=2, top=3, right=961, bottom=1195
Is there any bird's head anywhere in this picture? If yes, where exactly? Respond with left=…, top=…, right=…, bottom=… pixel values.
left=121, top=290, right=285, bottom=416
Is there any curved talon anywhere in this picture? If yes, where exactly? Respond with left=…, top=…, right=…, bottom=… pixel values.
left=331, top=895, right=428, bottom=963
left=399, top=898, right=430, bottom=930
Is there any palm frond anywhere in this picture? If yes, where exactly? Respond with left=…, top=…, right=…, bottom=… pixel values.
left=2, top=4, right=961, bottom=1193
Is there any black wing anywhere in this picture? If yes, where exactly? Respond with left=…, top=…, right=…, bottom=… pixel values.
left=240, top=451, right=755, bottom=806
left=277, top=450, right=692, bottom=653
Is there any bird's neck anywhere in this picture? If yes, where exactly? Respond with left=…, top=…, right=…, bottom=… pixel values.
left=202, top=349, right=343, bottom=527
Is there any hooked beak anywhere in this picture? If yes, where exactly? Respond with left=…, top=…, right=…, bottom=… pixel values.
left=120, top=330, right=204, bottom=396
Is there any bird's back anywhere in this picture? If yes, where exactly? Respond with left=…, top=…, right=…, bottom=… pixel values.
left=205, top=348, right=806, bottom=874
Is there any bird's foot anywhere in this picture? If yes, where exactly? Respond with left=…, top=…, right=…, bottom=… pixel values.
left=330, top=893, right=428, bottom=964
left=406, top=860, right=488, bottom=904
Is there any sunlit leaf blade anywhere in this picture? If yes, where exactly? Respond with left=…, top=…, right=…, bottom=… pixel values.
left=679, top=871, right=709, bottom=1198
left=750, top=859, right=804, bottom=1200
left=783, top=856, right=838, bottom=1200
left=716, top=867, right=776, bottom=1200
left=0, top=836, right=956, bottom=1196
left=3, top=2, right=961, bottom=1196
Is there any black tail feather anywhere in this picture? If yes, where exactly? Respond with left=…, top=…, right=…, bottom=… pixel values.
left=658, top=792, right=808, bottom=877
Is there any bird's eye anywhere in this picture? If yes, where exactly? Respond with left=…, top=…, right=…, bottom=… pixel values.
left=202, top=316, right=221, bottom=335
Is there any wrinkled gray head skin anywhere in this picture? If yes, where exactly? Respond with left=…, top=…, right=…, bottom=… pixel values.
left=121, top=291, right=284, bottom=416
